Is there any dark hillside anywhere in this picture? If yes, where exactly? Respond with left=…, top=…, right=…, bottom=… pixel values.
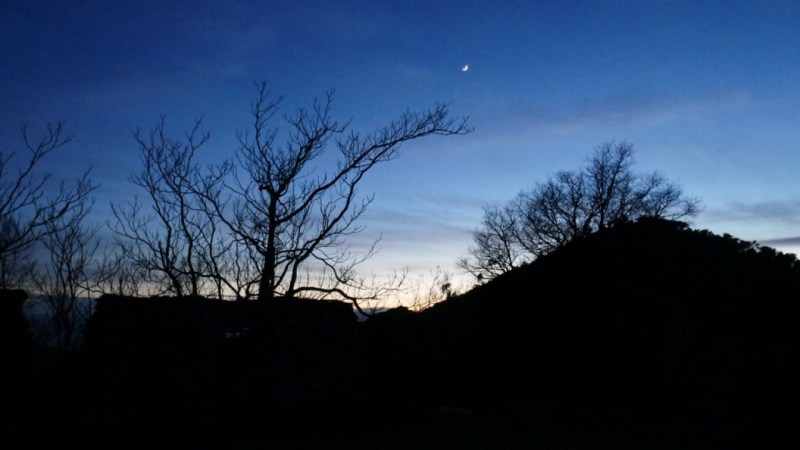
left=5, top=218, right=800, bottom=448
left=405, top=217, right=800, bottom=445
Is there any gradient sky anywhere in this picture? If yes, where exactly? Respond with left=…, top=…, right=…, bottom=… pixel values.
left=2, top=0, right=799, bottom=293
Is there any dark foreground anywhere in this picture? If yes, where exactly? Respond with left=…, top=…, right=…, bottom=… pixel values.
left=13, top=408, right=794, bottom=450
left=5, top=220, right=800, bottom=449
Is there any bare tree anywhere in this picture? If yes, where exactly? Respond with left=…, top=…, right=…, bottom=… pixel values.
left=354, top=266, right=456, bottom=319
left=216, top=239, right=262, bottom=300
left=460, top=142, right=700, bottom=282
left=91, top=245, right=148, bottom=297
left=297, top=257, right=409, bottom=317
left=457, top=204, right=526, bottom=282
left=0, top=122, right=96, bottom=289
left=404, top=266, right=460, bottom=312
left=110, top=117, right=229, bottom=297
left=206, top=82, right=472, bottom=305
left=34, top=196, right=99, bottom=351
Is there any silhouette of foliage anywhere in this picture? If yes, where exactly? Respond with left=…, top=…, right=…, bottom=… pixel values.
left=0, top=122, right=96, bottom=289
left=201, top=82, right=472, bottom=306
left=33, top=192, right=98, bottom=351
left=459, top=142, right=699, bottom=281
left=111, top=117, right=229, bottom=297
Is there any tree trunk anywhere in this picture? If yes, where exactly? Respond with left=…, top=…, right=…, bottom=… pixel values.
left=257, top=256, right=274, bottom=300
left=257, top=200, right=278, bottom=301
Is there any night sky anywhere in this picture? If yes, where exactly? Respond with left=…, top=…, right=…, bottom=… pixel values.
left=2, top=0, right=799, bottom=293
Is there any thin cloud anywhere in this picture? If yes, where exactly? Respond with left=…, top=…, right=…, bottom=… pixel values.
left=361, top=207, right=474, bottom=245
left=760, top=236, right=800, bottom=247
left=699, top=199, right=800, bottom=257
left=348, top=192, right=485, bottom=260
left=704, top=199, right=800, bottom=225
left=497, top=89, right=753, bottom=135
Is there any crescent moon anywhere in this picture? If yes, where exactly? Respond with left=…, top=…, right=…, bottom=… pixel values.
left=462, top=65, right=469, bottom=72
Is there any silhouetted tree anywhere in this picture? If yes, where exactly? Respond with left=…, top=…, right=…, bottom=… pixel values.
left=459, top=142, right=699, bottom=281
left=0, top=122, right=96, bottom=289
left=92, top=245, right=147, bottom=297
left=33, top=194, right=98, bottom=351
left=111, top=117, right=230, bottom=297
left=206, top=236, right=262, bottom=300
left=405, top=265, right=460, bottom=311
left=204, top=82, right=472, bottom=307
left=457, top=204, right=525, bottom=281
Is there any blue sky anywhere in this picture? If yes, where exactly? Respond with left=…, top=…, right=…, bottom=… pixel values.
left=2, top=0, right=799, bottom=291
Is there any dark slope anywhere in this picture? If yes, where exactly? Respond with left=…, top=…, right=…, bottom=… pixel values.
left=6, top=218, right=800, bottom=448
left=369, top=217, right=800, bottom=445
left=437, top=217, right=799, bottom=312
